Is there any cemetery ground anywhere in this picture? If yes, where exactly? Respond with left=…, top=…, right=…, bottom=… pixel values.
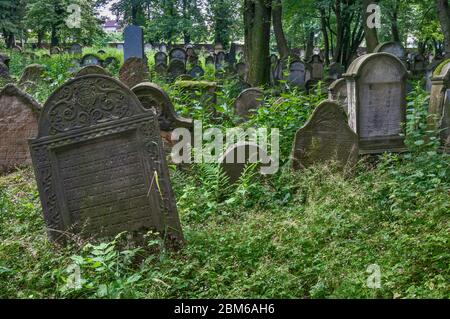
left=0, top=49, right=449, bottom=299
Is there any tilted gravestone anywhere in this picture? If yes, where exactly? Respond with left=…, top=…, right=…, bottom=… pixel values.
left=124, top=25, right=145, bottom=61
left=0, top=84, right=41, bottom=173
left=155, top=52, right=168, bottom=66
left=50, top=47, right=61, bottom=55
left=28, top=74, right=183, bottom=243
left=374, top=42, right=406, bottom=62
left=288, top=60, right=307, bottom=88
left=167, top=59, right=186, bottom=81
left=328, top=62, right=344, bottom=80
left=81, top=54, right=101, bottom=67
left=234, top=88, right=264, bottom=120
left=218, top=142, right=272, bottom=184
left=344, top=52, right=408, bottom=154
left=291, top=100, right=358, bottom=171
left=328, top=78, right=348, bottom=114
left=119, top=57, right=150, bottom=88
left=189, top=65, right=205, bottom=78
left=175, top=80, right=217, bottom=108
left=132, top=82, right=193, bottom=154
left=169, top=48, right=187, bottom=63
left=428, top=59, right=450, bottom=151
left=75, top=65, right=112, bottom=77
left=69, top=43, right=83, bottom=55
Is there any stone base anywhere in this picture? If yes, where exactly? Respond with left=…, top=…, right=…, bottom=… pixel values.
left=358, top=136, right=407, bottom=154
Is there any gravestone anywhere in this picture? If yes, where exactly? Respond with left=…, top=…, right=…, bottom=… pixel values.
left=274, top=59, right=287, bottom=83
left=0, top=84, right=41, bottom=173
left=155, top=52, right=168, bottom=66
left=218, top=142, right=272, bottom=184
left=169, top=48, right=187, bottom=63
left=189, top=65, right=205, bottom=78
left=309, top=54, right=324, bottom=80
left=68, top=58, right=81, bottom=74
left=81, top=54, right=101, bottom=67
left=175, top=80, right=217, bottom=107
left=291, top=100, right=358, bottom=170
left=124, top=25, right=145, bottom=61
left=102, top=56, right=120, bottom=69
left=215, top=51, right=226, bottom=70
left=288, top=60, right=307, bottom=88
left=19, top=64, right=46, bottom=86
left=76, top=65, right=112, bottom=77
left=205, top=55, right=215, bottom=65
left=167, top=59, right=186, bottom=81
left=155, top=62, right=167, bottom=76
left=187, top=54, right=199, bottom=66
left=328, top=62, right=344, bottom=80
left=328, top=78, right=348, bottom=114
left=119, top=57, right=150, bottom=88
left=29, top=74, right=183, bottom=243
left=374, top=42, right=406, bottom=62
left=426, top=59, right=444, bottom=92
left=69, top=43, right=82, bottom=55
left=234, top=88, right=264, bottom=120
left=428, top=59, right=450, bottom=151
left=132, top=83, right=193, bottom=154
left=235, top=62, right=248, bottom=80
left=410, top=53, right=427, bottom=75
left=344, top=52, right=408, bottom=154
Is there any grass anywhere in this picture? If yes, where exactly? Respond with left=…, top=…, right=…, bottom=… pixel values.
left=0, top=49, right=449, bottom=299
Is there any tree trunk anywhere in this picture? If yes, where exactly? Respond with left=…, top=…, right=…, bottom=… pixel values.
left=362, top=0, right=379, bottom=53
left=305, top=31, right=314, bottom=61
left=391, top=1, right=400, bottom=42
left=436, top=0, right=450, bottom=56
left=320, top=8, right=330, bottom=65
left=272, top=0, right=289, bottom=59
left=244, top=0, right=272, bottom=86
left=37, top=31, right=44, bottom=48
left=51, top=25, right=59, bottom=47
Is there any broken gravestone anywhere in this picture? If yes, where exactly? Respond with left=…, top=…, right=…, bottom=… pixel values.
left=28, top=74, right=184, bottom=243
left=119, top=57, right=150, bottom=88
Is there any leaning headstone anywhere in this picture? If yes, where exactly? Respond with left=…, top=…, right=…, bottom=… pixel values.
left=75, top=65, right=112, bottom=77
left=425, top=59, right=444, bottom=92
left=29, top=74, right=183, bottom=243
left=328, top=78, right=348, bottom=114
left=234, top=88, right=264, bottom=120
left=288, top=60, right=307, bottom=88
left=69, top=43, right=82, bottom=55
left=119, top=57, right=150, bottom=88
left=175, top=80, right=217, bottom=108
left=81, top=54, right=101, bottom=66
left=219, top=142, right=272, bottom=184
left=374, top=41, right=406, bottom=62
left=167, top=59, right=186, bottom=81
left=328, top=62, right=344, bottom=80
left=124, top=25, right=145, bottom=61
left=291, top=100, right=358, bottom=170
left=169, top=48, right=187, bottom=63
left=0, top=84, right=41, bottom=173
left=132, top=82, right=193, bottom=154
left=344, top=52, right=408, bottom=154
left=428, top=59, right=450, bottom=151
left=155, top=52, right=168, bottom=66
left=189, top=65, right=205, bottom=78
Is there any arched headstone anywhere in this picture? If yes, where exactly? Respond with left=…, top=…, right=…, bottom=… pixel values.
left=81, top=54, right=101, bottom=67
left=102, top=56, right=120, bottom=69
left=308, top=54, right=324, bottom=80
left=19, top=64, right=46, bottom=86
left=155, top=52, right=168, bottom=66
left=288, top=60, right=307, bottom=88
left=291, top=100, right=358, bottom=170
left=344, top=53, right=408, bottom=154
left=69, top=43, right=82, bottom=55
left=328, top=62, right=344, bottom=80
left=167, top=59, right=186, bottom=81
left=119, top=57, right=150, bottom=88
left=374, top=42, right=406, bottom=62
left=234, top=88, right=264, bottom=120
left=0, top=84, right=41, bottom=173
left=29, top=75, right=183, bottom=243
left=169, top=48, right=187, bottom=63
left=76, top=65, right=112, bottom=77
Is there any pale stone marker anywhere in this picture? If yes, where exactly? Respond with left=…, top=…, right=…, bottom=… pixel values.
left=328, top=78, right=348, bottom=113
left=29, top=74, right=183, bottom=243
left=374, top=42, right=406, bottom=62
left=288, top=60, right=307, bottom=88
left=291, top=100, right=358, bottom=170
left=124, top=25, right=145, bottom=61
left=0, top=84, right=41, bottom=173
left=344, top=53, right=408, bottom=154
left=119, top=57, right=150, bottom=88
left=234, top=88, right=264, bottom=120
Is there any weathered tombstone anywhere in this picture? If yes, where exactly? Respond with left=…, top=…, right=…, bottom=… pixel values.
left=291, top=100, right=358, bottom=170
left=428, top=59, right=450, bottom=151
left=175, top=80, right=217, bottom=108
left=328, top=62, right=344, bottom=80
left=185, top=46, right=195, bottom=58
left=132, top=82, right=193, bottom=154
left=0, top=84, right=41, bottom=173
left=410, top=53, right=427, bottom=75
left=119, top=57, right=150, bottom=88
left=288, top=60, right=307, bottom=88
left=19, top=64, right=46, bottom=86
left=167, top=59, right=186, bottom=81
left=344, top=52, right=408, bottom=154
left=374, top=41, right=406, bottom=62
left=234, top=88, right=264, bottom=120
left=309, top=54, right=324, bottom=80
left=81, top=54, right=101, bottom=67
left=235, top=62, right=248, bottom=80
left=155, top=52, right=168, bottom=66
left=218, top=142, right=272, bottom=184
left=328, top=78, right=348, bottom=114
left=187, top=54, right=199, bottom=66
left=68, top=58, right=81, bottom=74
left=154, top=63, right=167, bottom=76
left=28, top=74, right=183, bottom=243
left=76, top=65, right=112, bottom=77
left=124, top=25, right=145, bottom=61
left=69, top=43, right=82, bottom=55
left=189, top=65, right=205, bottom=78
left=215, top=51, right=226, bottom=72
left=169, top=48, right=187, bottom=63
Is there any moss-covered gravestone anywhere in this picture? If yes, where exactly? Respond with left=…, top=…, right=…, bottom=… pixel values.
left=234, top=88, right=264, bottom=120
left=29, top=75, right=183, bottom=243
left=119, top=57, right=150, bottom=88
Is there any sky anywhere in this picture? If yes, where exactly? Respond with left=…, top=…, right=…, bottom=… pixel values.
left=97, top=0, right=117, bottom=20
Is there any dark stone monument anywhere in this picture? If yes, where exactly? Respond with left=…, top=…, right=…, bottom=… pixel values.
left=124, top=25, right=145, bottom=61
left=119, top=57, right=150, bottom=88
left=0, top=84, right=41, bottom=173
left=167, top=59, right=186, bottom=81
left=205, top=55, right=214, bottom=65
left=344, top=53, right=408, bottom=154
left=28, top=74, right=183, bottom=243
left=155, top=52, right=168, bottom=66
left=189, top=65, right=205, bottom=78
left=0, top=62, right=12, bottom=82
left=154, top=62, right=167, bottom=76
left=309, top=54, right=324, bottom=80
left=169, top=48, right=187, bottom=63
left=234, top=88, right=264, bottom=120
left=102, top=56, right=120, bottom=69
left=215, top=51, right=226, bottom=71
left=291, top=100, right=358, bottom=170
left=0, top=54, right=10, bottom=68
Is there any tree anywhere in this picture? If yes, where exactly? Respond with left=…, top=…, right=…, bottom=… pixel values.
left=436, top=0, right=450, bottom=56
left=272, top=0, right=290, bottom=59
left=0, top=0, right=27, bottom=48
left=244, top=0, right=272, bottom=86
